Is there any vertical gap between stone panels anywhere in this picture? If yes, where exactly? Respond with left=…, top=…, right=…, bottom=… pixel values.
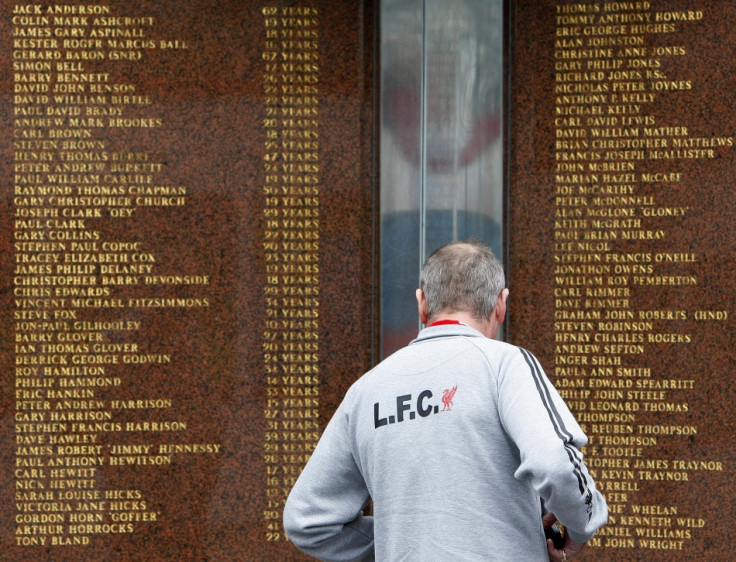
left=418, top=0, right=428, bottom=336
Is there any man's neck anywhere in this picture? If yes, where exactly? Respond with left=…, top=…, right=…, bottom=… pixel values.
left=426, top=312, right=495, bottom=337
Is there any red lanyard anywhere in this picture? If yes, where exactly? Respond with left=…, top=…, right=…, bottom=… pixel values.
left=428, top=319, right=463, bottom=327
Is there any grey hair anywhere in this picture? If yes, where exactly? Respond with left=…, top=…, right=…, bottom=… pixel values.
left=419, top=241, right=506, bottom=321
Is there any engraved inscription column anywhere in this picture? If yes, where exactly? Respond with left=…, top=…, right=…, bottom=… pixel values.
left=551, top=3, right=729, bottom=553
left=510, top=1, right=735, bottom=560
left=11, top=4, right=217, bottom=550
left=261, top=5, right=321, bottom=544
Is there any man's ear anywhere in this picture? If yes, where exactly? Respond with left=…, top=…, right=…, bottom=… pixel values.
left=416, top=288, right=429, bottom=325
left=495, top=289, right=510, bottom=325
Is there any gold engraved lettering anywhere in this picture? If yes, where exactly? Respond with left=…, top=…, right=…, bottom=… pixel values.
left=261, top=7, right=322, bottom=539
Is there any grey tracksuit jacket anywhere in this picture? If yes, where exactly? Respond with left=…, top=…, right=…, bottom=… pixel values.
left=284, top=324, right=608, bottom=561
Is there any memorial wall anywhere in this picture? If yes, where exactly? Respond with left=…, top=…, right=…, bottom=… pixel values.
left=2, top=0, right=734, bottom=560
left=1, top=1, right=376, bottom=559
left=508, top=1, right=734, bottom=560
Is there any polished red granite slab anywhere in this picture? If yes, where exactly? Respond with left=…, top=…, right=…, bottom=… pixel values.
left=0, top=1, right=377, bottom=559
left=508, top=1, right=734, bottom=560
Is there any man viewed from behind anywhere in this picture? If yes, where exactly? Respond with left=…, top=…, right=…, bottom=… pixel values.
left=284, top=241, right=608, bottom=561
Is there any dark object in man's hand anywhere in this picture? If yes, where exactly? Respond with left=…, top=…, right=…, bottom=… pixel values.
left=545, top=523, right=565, bottom=549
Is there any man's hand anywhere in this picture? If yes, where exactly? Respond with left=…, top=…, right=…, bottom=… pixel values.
left=543, top=512, right=585, bottom=562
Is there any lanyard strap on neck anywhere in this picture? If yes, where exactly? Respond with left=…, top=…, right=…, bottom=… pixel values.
left=428, top=319, right=463, bottom=327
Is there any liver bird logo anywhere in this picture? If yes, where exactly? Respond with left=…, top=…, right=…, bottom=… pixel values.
left=441, top=385, right=457, bottom=411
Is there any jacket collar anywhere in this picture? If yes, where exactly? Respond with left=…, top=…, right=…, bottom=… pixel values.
left=410, top=322, right=485, bottom=345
